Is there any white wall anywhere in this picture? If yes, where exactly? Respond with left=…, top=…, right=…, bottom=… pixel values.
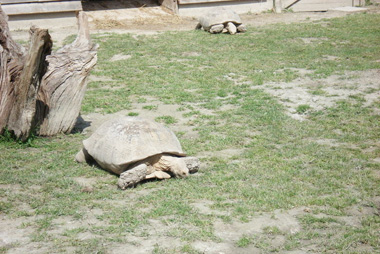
left=178, top=0, right=273, bottom=17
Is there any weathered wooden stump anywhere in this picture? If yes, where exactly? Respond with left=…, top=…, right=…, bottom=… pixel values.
left=37, top=12, right=98, bottom=136
left=0, top=9, right=52, bottom=141
left=0, top=7, right=98, bottom=141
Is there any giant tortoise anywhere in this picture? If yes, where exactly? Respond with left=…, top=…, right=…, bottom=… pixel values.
left=75, top=116, right=199, bottom=189
left=196, top=7, right=247, bottom=34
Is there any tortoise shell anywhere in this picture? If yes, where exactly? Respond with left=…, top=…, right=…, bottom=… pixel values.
left=82, top=116, right=185, bottom=175
left=199, top=7, right=242, bottom=31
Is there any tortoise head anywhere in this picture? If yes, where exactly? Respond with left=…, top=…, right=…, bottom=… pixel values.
left=160, top=155, right=189, bottom=178
left=171, top=158, right=189, bottom=178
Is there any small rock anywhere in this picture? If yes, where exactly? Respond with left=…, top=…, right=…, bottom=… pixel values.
left=303, top=207, right=312, bottom=213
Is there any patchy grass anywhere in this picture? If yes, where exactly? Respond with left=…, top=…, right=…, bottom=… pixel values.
left=296, top=104, right=312, bottom=114
left=1, top=12, right=380, bottom=253
left=236, top=235, right=253, bottom=247
left=155, top=115, right=177, bottom=125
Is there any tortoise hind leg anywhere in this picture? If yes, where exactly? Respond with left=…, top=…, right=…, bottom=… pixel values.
left=75, top=147, right=93, bottom=163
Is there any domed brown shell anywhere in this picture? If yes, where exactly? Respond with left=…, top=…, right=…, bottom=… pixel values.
left=82, top=116, right=185, bottom=175
left=199, top=7, right=242, bottom=31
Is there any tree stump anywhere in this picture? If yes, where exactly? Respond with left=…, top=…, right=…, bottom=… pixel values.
left=0, top=7, right=97, bottom=141
left=0, top=9, right=52, bottom=141
left=37, top=12, right=98, bottom=136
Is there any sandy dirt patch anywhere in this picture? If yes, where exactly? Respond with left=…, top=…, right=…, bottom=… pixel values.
left=255, top=69, right=380, bottom=120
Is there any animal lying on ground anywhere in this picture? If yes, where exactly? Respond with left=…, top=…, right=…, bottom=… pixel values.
left=76, top=116, right=199, bottom=189
left=196, top=7, right=247, bottom=34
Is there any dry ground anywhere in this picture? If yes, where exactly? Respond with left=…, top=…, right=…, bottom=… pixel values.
left=2, top=3, right=380, bottom=254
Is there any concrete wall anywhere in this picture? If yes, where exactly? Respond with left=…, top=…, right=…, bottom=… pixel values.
left=283, top=0, right=364, bottom=11
left=178, top=0, right=272, bottom=17
left=1, top=0, right=81, bottom=30
left=8, top=12, right=78, bottom=30
left=179, top=0, right=366, bottom=17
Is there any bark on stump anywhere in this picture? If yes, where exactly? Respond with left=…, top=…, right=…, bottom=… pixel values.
left=0, top=7, right=97, bottom=141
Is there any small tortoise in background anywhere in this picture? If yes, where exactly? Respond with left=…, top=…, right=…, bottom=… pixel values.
left=75, top=116, right=199, bottom=189
left=196, top=7, right=247, bottom=34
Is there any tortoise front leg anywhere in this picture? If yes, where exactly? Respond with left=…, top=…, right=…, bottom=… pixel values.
left=145, top=171, right=171, bottom=180
left=226, top=22, right=237, bottom=35
left=117, top=164, right=148, bottom=189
